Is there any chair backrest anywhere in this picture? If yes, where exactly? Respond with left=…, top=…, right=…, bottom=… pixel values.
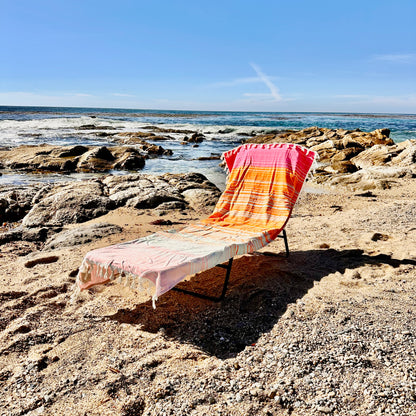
left=204, top=143, right=316, bottom=238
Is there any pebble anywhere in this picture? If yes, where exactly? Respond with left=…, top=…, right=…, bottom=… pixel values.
left=317, top=406, right=332, bottom=413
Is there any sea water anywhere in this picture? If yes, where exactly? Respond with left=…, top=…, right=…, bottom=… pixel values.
left=0, top=106, right=415, bottom=188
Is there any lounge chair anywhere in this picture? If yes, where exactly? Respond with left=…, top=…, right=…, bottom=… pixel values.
left=76, top=143, right=317, bottom=307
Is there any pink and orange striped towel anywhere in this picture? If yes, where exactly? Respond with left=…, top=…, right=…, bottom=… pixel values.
left=77, top=143, right=316, bottom=305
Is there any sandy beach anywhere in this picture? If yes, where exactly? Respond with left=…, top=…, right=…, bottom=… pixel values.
left=0, top=166, right=415, bottom=415
left=2, top=0, right=416, bottom=412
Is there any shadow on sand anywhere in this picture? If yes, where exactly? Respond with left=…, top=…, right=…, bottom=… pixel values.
left=106, top=248, right=415, bottom=359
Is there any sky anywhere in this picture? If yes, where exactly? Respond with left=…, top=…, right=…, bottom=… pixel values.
left=1, top=0, right=416, bottom=113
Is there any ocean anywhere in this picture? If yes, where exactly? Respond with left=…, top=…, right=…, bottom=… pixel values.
left=1, top=106, right=415, bottom=188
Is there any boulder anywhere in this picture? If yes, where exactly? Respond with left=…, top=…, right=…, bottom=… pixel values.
left=43, top=223, right=123, bottom=250
left=390, top=140, right=416, bottom=167
left=330, top=160, right=358, bottom=174
left=183, top=133, right=205, bottom=143
left=331, top=147, right=363, bottom=162
left=57, top=145, right=89, bottom=158
left=115, top=135, right=173, bottom=156
left=0, top=144, right=151, bottom=174
left=310, top=140, right=336, bottom=152
left=103, top=172, right=221, bottom=212
left=22, top=181, right=114, bottom=228
left=111, top=147, right=146, bottom=170
left=0, top=185, right=45, bottom=222
left=328, top=167, right=412, bottom=190
left=113, top=153, right=146, bottom=170
left=76, top=146, right=115, bottom=172
left=350, top=145, right=394, bottom=169
left=182, top=188, right=220, bottom=214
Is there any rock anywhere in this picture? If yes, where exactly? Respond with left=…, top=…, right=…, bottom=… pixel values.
left=21, top=227, right=56, bottom=242
left=43, top=223, right=123, bottom=250
left=350, top=145, right=394, bottom=169
left=0, top=185, right=44, bottom=222
left=341, top=136, right=366, bottom=149
left=24, top=255, right=59, bottom=268
left=0, top=228, right=22, bottom=244
left=310, top=140, right=336, bottom=152
left=182, top=188, right=220, bottom=214
left=113, top=153, right=146, bottom=170
left=104, top=172, right=220, bottom=213
left=57, top=145, right=89, bottom=158
left=317, top=406, right=333, bottom=414
left=116, top=135, right=173, bottom=156
left=156, top=201, right=188, bottom=211
left=345, top=269, right=361, bottom=279
left=111, top=148, right=146, bottom=170
left=327, top=167, right=412, bottom=190
left=390, top=139, right=416, bottom=167
left=77, top=146, right=115, bottom=172
left=0, top=144, right=151, bottom=174
left=244, top=127, right=408, bottom=188
left=117, top=131, right=156, bottom=140
left=184, top=133, right=205, bottom=143
left=126, top=190, right=183, bottom=209
left=22, top=181, right=114, bottom=228
left=330, top=161, right=358, bottom=174
left=342, top=130, right=394, bottom=148
left=371, top=232, right=389, bottom=241
left=331, top=147, right=363, bottom=162
left=105, top=175, right=180, bottom=208
left=162, top=172, right=220, bottom=193
left=143, top=144, right=173, bottom=157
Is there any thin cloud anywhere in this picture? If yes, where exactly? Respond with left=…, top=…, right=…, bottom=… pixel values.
left=373, top=53, right=416, bottom=63
left=250, top=63, right=282, bottom=102
left=210, top=76, right=274, bottom=88
left=243, top=93, right=276, bottom=98
left=111, top=93, right=135, bottom=97
left=335, top=94, right=370, bottom=99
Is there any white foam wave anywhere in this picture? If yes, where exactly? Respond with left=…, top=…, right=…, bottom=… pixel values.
left=0, top=113, right=286, bottom=148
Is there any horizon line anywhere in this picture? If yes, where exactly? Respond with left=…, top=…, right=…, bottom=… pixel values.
left=0, top=104, right=414, bottom=116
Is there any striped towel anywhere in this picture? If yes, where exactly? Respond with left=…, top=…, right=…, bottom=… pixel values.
left=76, top=143, right=316, bottom=305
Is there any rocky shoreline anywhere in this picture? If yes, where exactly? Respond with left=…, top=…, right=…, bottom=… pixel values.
left=0, top=127, right=415, bottom=415
left=1, top=126, right=415, bottom=244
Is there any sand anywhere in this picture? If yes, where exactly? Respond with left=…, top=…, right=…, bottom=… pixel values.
left=0, top=178, right=415, bottom=415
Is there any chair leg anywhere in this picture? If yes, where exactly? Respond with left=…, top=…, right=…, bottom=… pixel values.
left=172, top=258, right=233, bottom=302
left=277, top=229, right=290, bottom=257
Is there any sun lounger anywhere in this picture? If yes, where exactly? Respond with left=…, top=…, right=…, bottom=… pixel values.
left=76, top=143, right=317, bottom=306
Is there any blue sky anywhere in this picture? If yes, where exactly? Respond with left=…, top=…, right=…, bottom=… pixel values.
left=1, top=0, right=415, bottom=113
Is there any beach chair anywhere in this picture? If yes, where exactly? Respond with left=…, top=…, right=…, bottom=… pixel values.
left=76, top=143, right=316, bottom=307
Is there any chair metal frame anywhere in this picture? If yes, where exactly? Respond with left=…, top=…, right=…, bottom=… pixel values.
left=171, top=229, right=289, bottom=302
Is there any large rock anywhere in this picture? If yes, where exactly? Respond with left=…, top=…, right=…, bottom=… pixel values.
left=350, top=145, right=394, bottom=169
left=0, top=144, right=150, bottom=174
left=115, top=134, right=173, bottom=156
left=22, top=181, right=114, bottom=228
left=0, top=184, right=45, bottom=222
left=182, top=188, right=219, bottom=214
left=103, top=172, right=221, bottom=211
left=390, top=140, right=416, bottom=166
left=245, top=127, right=415, bottom=188
left=43, top=223, right=123, bottom=250
left=328, top=167, right=413, bottom=190
left=76, top=146, right=115, bottom=171
left=1, top=172, right=221, bottom=244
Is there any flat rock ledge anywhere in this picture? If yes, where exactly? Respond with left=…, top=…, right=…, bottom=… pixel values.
left=247, top=127, right=416, bottom=190
left=0, top=141, right=172, bottom=174
left=0, top=172, right=221, bottom=243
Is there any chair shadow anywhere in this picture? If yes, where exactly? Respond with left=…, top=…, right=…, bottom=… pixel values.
left=105, top=248, right=416, bottom=359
